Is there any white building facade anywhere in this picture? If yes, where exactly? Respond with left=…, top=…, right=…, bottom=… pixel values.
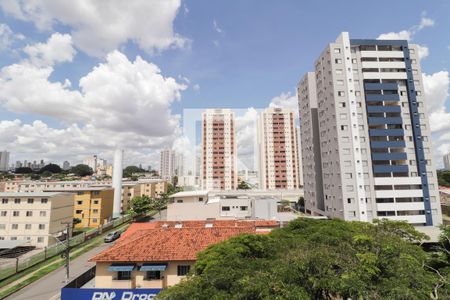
left=443, top=153, right=450, bottom=171
left=201, top=109, right=237, bottom=190
left=0, top=151, right=10, bottom=172
left=298, top=32, right=442, bottom=226
left=258, top=107, right=301, bottom=190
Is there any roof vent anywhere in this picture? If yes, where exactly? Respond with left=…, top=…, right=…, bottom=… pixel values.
left=205, top=223, right=213, bottom=228
left=162, top=223, right=169, bottom=229
left=175, top=223, right=183, bottom=228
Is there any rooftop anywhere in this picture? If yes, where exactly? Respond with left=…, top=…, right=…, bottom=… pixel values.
left=43, top=187, right=112, bottom=192
left=170, top=190, right=209, bottom=198
left=0, top=192, right=72, bottom=197
left=91, top=220, right=278, bottom=263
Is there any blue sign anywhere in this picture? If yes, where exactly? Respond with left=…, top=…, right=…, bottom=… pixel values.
left=61, top=288, right=162, bottom=300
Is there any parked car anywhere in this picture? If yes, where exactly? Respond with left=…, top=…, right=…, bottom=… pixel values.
left=104, top=231, right=121, bottom=243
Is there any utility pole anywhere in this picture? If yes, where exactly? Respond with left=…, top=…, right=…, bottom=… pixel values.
left=61, top=221, right=72, bottom=282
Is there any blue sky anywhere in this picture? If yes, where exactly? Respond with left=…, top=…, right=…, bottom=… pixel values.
left=0, top=0, right=449, bottom=168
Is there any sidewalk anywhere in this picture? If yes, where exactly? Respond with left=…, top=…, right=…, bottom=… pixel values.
left=4, top=242, right=111, bottom=300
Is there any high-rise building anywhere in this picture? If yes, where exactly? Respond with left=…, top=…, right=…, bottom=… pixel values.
left=298, top=32, right=441, bottom=226
left=444, top=153, right=450, bottom=171
left=83, top=155, right=98, bottom=172
left=258, top=107, right=301, bottom=190
left=160, top=149, right=175, bottom=180
left=0, top=151, right=10, bottom=172
left=174, top=153, right=184, bottom=177
left=201, top=109, right=237, bottom=190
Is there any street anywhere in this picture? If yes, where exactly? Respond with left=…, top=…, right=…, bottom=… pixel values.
left=5, top=242, right=111, bottom=300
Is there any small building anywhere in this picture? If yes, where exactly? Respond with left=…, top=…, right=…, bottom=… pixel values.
left=0, top=192, right=74, bottom=248
left=44, top=187, right=114, bottom=228
left=137, top=179, right=168, bottom=199
left=90, top=220, right=277, bottom=289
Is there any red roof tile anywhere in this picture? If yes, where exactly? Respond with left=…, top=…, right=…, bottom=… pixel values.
left=91, top=226, right=255, bottom=262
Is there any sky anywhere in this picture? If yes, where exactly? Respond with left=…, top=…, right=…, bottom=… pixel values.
left=0, top=0, right=449, bottom=170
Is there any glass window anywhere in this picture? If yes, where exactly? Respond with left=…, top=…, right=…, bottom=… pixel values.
left=2, top=199, right=8, bottom=204
left=25, top=224, right=32, bottom=230
left=37, top=237, right=44, bottom=243
left=14, top=199, right=20, bottom=204
left=12, top=224, right=18, bottom=230
left=38, top=224, right=45, bottom=230
left=0, top=211, right=6, bottom=216
left=13, top=211, right=19, bottom=217
left=26, top=211, right=33, bottom=217
left=41, top=198, right=48, bottom=204
left=146, top=271, right=161, bottom=280
left=177, top=265, right=190, bottom=276
left=40, top=211, right=46, bottom=217
left=117, top=271, right=131, bottom=280
left=27, top=198, right=34, bottom=204
left=221, top=206, right=230, bottom=211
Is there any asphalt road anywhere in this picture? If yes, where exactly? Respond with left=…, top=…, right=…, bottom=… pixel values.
left=5, top=242, right=111, bottom=300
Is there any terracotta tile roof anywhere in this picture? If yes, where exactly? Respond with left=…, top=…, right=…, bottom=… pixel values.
left=91, top=226, right=255, bottom=262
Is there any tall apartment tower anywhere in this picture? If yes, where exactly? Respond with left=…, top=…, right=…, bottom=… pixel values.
left=258, top=107, right=301, bottom=190
left=201, top=109, right=237, bottom=190
left=0, top=151, right=10, bottom=172
left=443, top=153, right=450, bottom=171
left=298, top=32, right=442, bottom=226
left=160, top=149, right=175, bottom=180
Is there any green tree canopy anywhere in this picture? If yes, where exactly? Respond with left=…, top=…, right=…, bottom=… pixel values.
left=438, top=170, right=450, bottom=187
left=14, top=167, right=33, bottom=174
left=158, top=218, right=441, bottom=299
left=70, top=164, right=93, bottom=177
left=129, top=195, right=153, bottom=216
left=237, top=180, right=251, bottom=190
left=38, top=163, right=62, bottom=174
left=123, top=165, right=146, bottom=178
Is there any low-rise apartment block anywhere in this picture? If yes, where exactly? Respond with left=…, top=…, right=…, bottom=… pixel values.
left=44, top=187, right=114, bottom=228
left=0, top=192, right=74, bottom=248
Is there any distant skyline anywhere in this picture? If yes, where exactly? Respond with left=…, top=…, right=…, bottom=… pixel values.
left=0, top=0, right=448, bottom=168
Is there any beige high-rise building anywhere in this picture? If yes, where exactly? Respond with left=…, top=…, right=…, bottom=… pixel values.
left=201, top=109, right=237, bottom=190
left=258, top=107, right=301, bottom=190
left=0, top=192, right=74, bottom=248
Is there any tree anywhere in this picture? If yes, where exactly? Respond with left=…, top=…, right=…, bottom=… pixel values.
left=14, top=167, right=33, bottom=174
left=30, top=174, right=41, bottom=180
left=237, top=180, right=251, bottom=190
left=39, top=163, right=62, bottom=174
left=41, top=170, right=53, bottom=178
left=73, top=218, right=82, bottom=227
left=438, top=170, right=450, bottom=187
left=298, top=196, right=305, bottom=212
left=158, top=218, right=439, bottom=299
left=129, top=195, right=152, bottom=216
left=70, top=164, right=93, bottom=176
left=123, top=166, right=145, bottom=178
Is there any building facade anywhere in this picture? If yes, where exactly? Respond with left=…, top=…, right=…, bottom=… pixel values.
left=0, top=151, right=10, bottom=172
left=0, top=192, right=74, bottom=248
left=258, top=107, right=301, bottom=190
left=444, top=153, right=450, bottom=171
left=201, top=109, right=237, bottom=190
left=160, top=149, right=175, bottom=181
left=298, top=32, right=442, bottom=226
left=44, top=187, right=114, bottom=228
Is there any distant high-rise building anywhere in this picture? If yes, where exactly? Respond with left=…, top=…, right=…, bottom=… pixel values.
left=160, top=149, right=175, bottom=180
left=201, top=109, right=237, bottom=190
left=174, top=153, right=184, bottom=177
left=83, top=155, right=98, bottom=172
left=62, top=161, right=71, bottom=170
left=298, top=32, right=441, bottom=226
left=258, top=107, right=301, bottom=190
left=0, top=151, right=10, bottom=172
left=444, top=153, right=450, bottom=171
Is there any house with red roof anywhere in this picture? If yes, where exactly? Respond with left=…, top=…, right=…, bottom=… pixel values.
left=90, top=220, right=278, bottom=289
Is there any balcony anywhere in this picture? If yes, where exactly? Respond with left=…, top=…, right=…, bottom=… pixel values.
left=365, top=94, right=400, bottom=102
left=370, top=140, right=406, bottom=148
left=368, top=117, right=402, bottom=125
left=369, top=129, right=404, bottom=136
left=373, top=165, right=408, bottom=174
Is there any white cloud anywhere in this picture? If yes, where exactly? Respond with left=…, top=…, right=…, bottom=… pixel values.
left=422, top=71, right=449, bottom=116
left=0, top=36, right=187, bottom=164
left=377, top=14, right=434, bottom=60
left=269, top=92, right=298, bottom=112
left=192, top=84, right=200, bottom=91
left=0, top=0, right=187, bottom=56
left=0, top=23, right=24, bottom=51
left=213, top=19, right=223, bottom=34
left=212, top=40, right=219, bottom=47
left=23, top=33, right=75, bottom=66
left=236, top=108, right=258, bottom=170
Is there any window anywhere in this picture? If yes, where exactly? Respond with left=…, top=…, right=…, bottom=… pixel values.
left=199, top=197, right=203, bottom=202
left=2, top=199, right=8, bottom=204
left=92, top=218, right=98, bottom=223
left=146, top=271, right=161, bottom=280
left=336, top=69, right=343, bottom=74
left=334, top=48, right=341, bottom=53
left=75, top=210, right=83, bottom=214
left=40, top=211, right=46, bottom=217
left=93, top=200, right=99, bottom=205
left=27, top=198, right=34, bottom=204
left=117, top=271, right=131, bottom=280
left=240, top=206, right=248, bottom=211
left=14, top=199, right=20, bottom=204
left=37, top=237, right=44, bottom=243
left=338, top=91, right=345, bottom=96
left=0, top=224, right=5, bottom=230
left=25, top=224, right=31, bottom=230
left=13, top=211, right=19, bottom=217
left=41, top=198, right=48, bottom=204
left=12, top=224, right=18, bottom=230
left=177, top=265, right=190, bottom=276
left=77, top=201, right=83, bottom=205
left=336, top=80, right=344, bottom=85
left=93, top=209, right=99, bottom=214
left=93, top=191, right=100, bottom=195
left=221, top=206, right=230, bottom=211
left=11, top=237, right=17, bottom=241
left=176, top=199, right=183, bottom=203
left=1, top=211, right=6, bottom=216
left=26, top=211, right=33, bottom=217
left=335, top=58, right=342, bottom=64
left=38, top=224, right=45, bottom=230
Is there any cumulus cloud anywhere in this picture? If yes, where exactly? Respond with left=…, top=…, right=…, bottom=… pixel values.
left=192, top=84, right=200, bottom=91
left=235, top=108, right=259, bottom=170
left=0, top=0, right=187, bottom=56
left=269, top=92, right=298, bottom=112
left=0, top=23, right=24, bottom=51
left=0, top=34, right=187, bottom=164
left=23, top=33, right=75, bottom=66
left=377, top=14, right=434, bottom=60
left=213, top=19, right=223, bottom=34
